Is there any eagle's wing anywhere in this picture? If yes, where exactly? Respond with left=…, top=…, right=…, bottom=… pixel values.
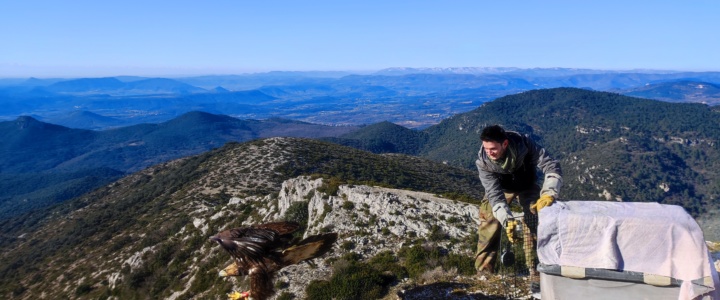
left=255, top=221, right=300, bottom=235
left=281, top=232, right=338, bottom=265
left=220, top=227, right=280, bottom=266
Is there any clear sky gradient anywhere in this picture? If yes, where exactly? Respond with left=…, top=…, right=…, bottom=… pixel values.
left=1, top=0, right=718, bottom=77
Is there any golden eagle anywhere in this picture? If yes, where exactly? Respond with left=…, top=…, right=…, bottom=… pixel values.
left=210, top=221, right=337, bottom=300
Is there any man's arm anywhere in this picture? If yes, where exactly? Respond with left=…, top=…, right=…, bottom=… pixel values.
left=476, top=158, right=513, bottom=226
left=476, top=160, right=506, bottom=207
left=526, top=137, right=563, bottom=198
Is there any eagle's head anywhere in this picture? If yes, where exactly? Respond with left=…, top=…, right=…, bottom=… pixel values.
left=210, top=234, right=240, bottom=254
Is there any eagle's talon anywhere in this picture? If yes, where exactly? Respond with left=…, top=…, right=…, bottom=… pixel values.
left=227, top=290, right=249, bottom=300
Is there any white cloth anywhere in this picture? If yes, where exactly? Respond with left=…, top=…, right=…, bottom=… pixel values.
left=537, top=201, right=720, bottom=300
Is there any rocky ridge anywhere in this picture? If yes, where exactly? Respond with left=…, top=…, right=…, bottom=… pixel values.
left=1, top=137, right=509, bottom=299
left=228, top=175, right=482, bottom=298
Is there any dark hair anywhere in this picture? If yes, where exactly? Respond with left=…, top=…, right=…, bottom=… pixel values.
left=480, top=125, right=507, bottom=143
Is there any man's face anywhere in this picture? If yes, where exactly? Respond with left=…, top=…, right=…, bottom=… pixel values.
left=483, top=140, right=508, bottom=160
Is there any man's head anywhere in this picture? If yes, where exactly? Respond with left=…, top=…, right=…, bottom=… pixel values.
left=480, top=125, right=509, bottom=160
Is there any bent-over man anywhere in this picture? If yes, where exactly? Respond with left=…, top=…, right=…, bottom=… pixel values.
left=474, top=124, right=562, bottom=285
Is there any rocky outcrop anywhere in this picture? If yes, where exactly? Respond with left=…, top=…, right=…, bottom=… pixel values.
left=228, top=176, right=481, bottom=299
left=276, top=176, right=478, bottom=253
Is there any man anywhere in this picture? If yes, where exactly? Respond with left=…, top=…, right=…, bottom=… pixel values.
left=474, top=125, right=562, bottom=282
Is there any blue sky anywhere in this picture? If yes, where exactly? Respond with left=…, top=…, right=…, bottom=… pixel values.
left=1, top=0, right=718, bottom=77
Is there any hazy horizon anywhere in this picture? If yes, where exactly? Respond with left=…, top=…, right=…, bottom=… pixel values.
left=3, top=66, right=719, bottom=81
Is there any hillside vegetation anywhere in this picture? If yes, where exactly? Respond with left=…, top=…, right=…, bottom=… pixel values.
left=3, top=87, right=720, bottom=299
left=0, top=112, right=358, bottom=218
left=331, top=88, right=720, bottom=216
left=0, top=138, right=486, bottom=299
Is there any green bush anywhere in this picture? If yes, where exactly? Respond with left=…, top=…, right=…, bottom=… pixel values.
left=444, top=253, right=476, bottom=276
left=306, top=261, right=391, bottom=300
left=341, top=240, right=356, bottom=250
left=368, top=250, right=408, bottom=279
left=284, top=201, right=309, bottom=235
left=305, top=280, right=333, bottom=300
left=317, top=177, right=343, bottom=196
left=397, top=244, right=474, bottom=278
left=399, top=245, right=439, bottom=278
left=75, top=283, right=93, bottom=296
left=428, top=225, right=448, bottom=241
left=276, top=291, right=295, bottom=300
left=341, top=201, right=355, bottom=210
left=304, top=251, right=405, bottom=300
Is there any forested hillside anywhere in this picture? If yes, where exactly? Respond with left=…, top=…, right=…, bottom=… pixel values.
left=332, top=88, right=720, bottom=215
left=0, top=112, right=358, bottom=218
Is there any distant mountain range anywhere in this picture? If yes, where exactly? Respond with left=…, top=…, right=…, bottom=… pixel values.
left=624, top=81, right=720, bottom=104
left=0, top=112, right=359, bottom=218
left=40, top=110, right=127, bottom=130
left=2, top=88, right=719, bottom=226
left=2, top=88, right=720, bottom=298
left=2, top=87, right=720, bottom=298
left=42, top=77, right=207, bottom=95
left=2, top=68, right=720, bottom=130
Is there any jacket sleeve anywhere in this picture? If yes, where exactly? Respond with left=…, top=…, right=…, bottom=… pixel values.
left=525, top=136, right=563, bottom=198
left=475, top=155, right=506, bottom=208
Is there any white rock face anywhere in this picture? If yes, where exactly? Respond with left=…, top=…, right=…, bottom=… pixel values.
left=123, top=246, right=155, bottom=270
left=257, top=176, right=481, bottom=298
left=192, top=217, right=208, bottom=235
left=276, top=176, right=325, bottom=217
left=308, top=184, right=478, bottom=247
left=274, top=177, right=479, bottom=252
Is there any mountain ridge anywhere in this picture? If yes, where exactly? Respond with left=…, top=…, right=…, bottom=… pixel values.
left=329, top=88, right=720, bottom=218
left=4, top=88, right=720, bottom=221
left=3, top=69, right=720, bottom=130
left=623, top=80, right=720, bottom=105
left=43, top=77, right=207, bottom=95
left=0, top=112, right=360, bottom=218
left=0, top=137, right=488, bottom=299
left=3, top=88, right=720, bottom=298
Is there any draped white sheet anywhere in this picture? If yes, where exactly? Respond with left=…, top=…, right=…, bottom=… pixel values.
left=537, top=201, right=719, bottom=300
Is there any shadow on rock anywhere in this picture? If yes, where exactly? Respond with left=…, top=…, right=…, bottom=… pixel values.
left=397, top=282, right=505, bottom=300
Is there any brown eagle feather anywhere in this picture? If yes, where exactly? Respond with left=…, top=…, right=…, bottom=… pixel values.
left=211, top=221, right=337, bottom=300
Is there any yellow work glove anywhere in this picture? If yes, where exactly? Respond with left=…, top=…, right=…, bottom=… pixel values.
left=531, top=194, right=555, bottom=212
left=505, top=220, right=517, bottom=244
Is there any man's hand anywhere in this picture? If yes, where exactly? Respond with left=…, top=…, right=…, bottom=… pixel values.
left=492, top=203, right=513, bottom=227
left=531, top=194, right=554, bottom=212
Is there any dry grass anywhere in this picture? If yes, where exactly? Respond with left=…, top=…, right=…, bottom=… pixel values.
left=380, top=271, right=535, bottom=300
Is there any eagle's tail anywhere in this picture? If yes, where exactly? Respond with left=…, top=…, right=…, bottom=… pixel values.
left=281, top=232, right=338, bottom=265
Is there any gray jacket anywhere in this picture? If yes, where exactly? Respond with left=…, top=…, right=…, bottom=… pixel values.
left=475, top=131, right=562, bottom=208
